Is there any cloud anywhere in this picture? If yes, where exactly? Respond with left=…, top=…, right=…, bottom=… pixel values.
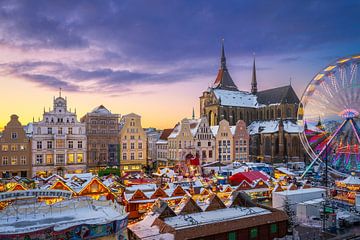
left=20, top=73, right=79, bottom=92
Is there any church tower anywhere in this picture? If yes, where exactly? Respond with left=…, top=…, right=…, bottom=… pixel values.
left=213, top=39, right=238, bottom=91
left=251, top=55, right=258, bottom=94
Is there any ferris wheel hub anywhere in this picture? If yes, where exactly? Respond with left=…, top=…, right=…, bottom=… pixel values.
left=339, top=109, right=359, bottom=119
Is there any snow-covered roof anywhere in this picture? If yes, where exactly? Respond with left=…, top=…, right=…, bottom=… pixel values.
left=338, top=175, right=360, bottom=185
left=276, top=167, right=296, bottom=176
left=273, top=187, right=325, bottom=196
left=125, top=184, right=157, bottom=193
left=213, top=89, right=258, bottom=108
left=164, top=206, right=270, bottom=229
left=247, top=120, right=302, bottom=135
left=0, top=199, right=127, bottom=235
left=90, top=105, right=112, bottom=115
left=168, top=119, right=201, bottom=138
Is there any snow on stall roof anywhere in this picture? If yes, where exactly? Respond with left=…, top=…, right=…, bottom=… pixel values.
left=274, top=187, right=325, bottom=196
left=338, top=175, right=360, bottom=185
left=0, top=199, right=127, bottom=234
left=125, top=184, right=157, bottom=193
left=128, top=212, right=175, bottom=240
left=213, top=89, right=258, bottom=108
left=164, top=206, right=270, bottom=229
left=276, top=167, right=296, bottom=176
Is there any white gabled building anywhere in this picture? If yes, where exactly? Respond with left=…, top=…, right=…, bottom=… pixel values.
left=31, top=93, right=87, bottom=177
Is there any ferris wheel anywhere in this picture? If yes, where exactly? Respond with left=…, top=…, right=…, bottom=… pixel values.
left=298, top=55, right=360, bottom=177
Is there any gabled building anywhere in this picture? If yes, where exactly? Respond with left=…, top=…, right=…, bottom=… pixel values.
left=200, top=41, right=303, bottom=163
left=119, top=113, right=147, bottom=173
left=0, top=115, right=32, bottom=178
left=31, top=93, right=87, bottom=177
left=81, top=105, right=120, bottom=172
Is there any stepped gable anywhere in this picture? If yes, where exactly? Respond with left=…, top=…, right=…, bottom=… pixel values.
left=204, top=193, right=227, bottom=211
left=257, top=85, right=299, bottom=105
left=227, top=191, right=257, bottom=208
left=176, top=196, right=203, bottom=215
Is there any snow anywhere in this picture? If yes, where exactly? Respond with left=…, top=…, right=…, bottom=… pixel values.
left=164, top=206, right=270, bottom=229
left=338, top=175, right=360, bottom=185
left=247, top=120, right=302, bottom=135
left=213, top=89, right=258, bottom=108
left=90, top=105, right=112, bottom=115
left=276, top=167, right=296, bottom=176
left=0, top=198, right=127, bottom=234
left=125, top=184, right=157, bottom=193
left=168, top=119, right=201, bottom=138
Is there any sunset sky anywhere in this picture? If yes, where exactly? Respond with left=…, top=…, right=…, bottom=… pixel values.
left=0, top=0, right=359, bottom=130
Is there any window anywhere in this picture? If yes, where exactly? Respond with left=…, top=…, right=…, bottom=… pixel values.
left=131, top=143, right=135, bottom=149
left=58, top=127, right=63, bottom=134
left=130, top=135, right=135, bottom=140
left=138, top=142, right=142, bottom=149
left=20, top=156, right=26, bottom=165
left=1, top=145, right=8, bottom=151
left=138, top=152, right=142, bottom=159
left=208, top=141, right=211, bottom=147
left=11, top=132, right=17, bottom=139
left=77, top=153, right=83, bottom=163
left=209, top=150, right=213, bottom=158
left=46, top=154, right=53, bottom=164
left=228, top=232, right=236, bottom=240
left=197, top=142, right=201, bottom=147
left=11, top=156, right=17, bottom=165
left=250, top=228, right=258, bottom=238
left=56, top=154, right=65, bottom=164
left=20, top=145, right=25, bottom=150
left=270, top=224, right=277, bottom=234
left=2, top=156, right=9, bottom=165
left=123, top=165, right=128, bottom=170
left=123, top=153, right=127, bottom=160
left=68, top=141, right=73, bottom=149
left=56, top=139, right=65, bottom=148
left=122, top=143, right=127, bottom=149
left=47, top=127, right=52, bottom=134
left=47, top=141, right=53, bottom=149
left=131, top=152, right=134, bottom=160
left=37, top=141, right=42, bottom=149
left=68, top=153, right=74, bottom=163
left=78, top=141, right=83, bottom=148
left=36, top=155, right=43, bottom=165
left=68, top=127, right=73, bottom=134
left=11, top=145, right=17, bottom=151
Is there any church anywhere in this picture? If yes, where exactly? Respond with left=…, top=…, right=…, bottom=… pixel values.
left=199, top=42, right=306, bottom=163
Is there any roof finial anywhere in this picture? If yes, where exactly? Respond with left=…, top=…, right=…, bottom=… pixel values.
left=59, top=87, right=62, bottom=97
left=251, top=52, right=258, bottom=94
left=289, top=77, right=292, bottom=86
left=220, top=38, right=227, bottom=69
left=192, top=107, right=195, bottom=120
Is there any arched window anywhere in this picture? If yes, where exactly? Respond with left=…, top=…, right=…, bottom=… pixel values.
left=286, top=108, right=292, bottom=118
left=265, top=137, right=272, bottom=156
left=277, top=109, right=281, bottom=118
left=292, top=137, right=300, bottom=157
left=266, top=110, right=270, bottom=120
left=270, top=109, right=274, bottom=119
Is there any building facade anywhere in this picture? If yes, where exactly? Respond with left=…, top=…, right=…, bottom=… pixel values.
left=119, top=113, right=147, bottom=173
left=31, top=94, right=87, bottom=177
left=155, top=129, right=173, bottom=168
left=81, top=105, right=120, bottom=172
left=200, top=42, right=303, bottom=163
left=233, top=120, right=250, bottom=162
left=194, top=116, right=216, bottom=165
left=0, top=115, right=32, bottom=178
left=145, top=128, right=161, bottom=167
left=211, top=119, right=234, bottom=165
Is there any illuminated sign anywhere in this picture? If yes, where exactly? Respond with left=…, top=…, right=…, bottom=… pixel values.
left=0, top=189, right=72, bottom=201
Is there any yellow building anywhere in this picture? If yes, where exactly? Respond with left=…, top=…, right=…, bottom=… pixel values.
left=119, top=113, right=147, bottom=173
left=210, top=119, right=234, bottom=165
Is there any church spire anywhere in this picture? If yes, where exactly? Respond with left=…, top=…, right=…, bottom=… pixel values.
left=251, top=53, right=258, bottom=94
left=192, top=107, right=195, bottom=120
left=220, top=38, right=227, bottom=70
left=213, top=39, right=238, bottom=91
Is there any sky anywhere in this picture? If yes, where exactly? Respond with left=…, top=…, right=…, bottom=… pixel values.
left=0, top=0, right=359, bottom=130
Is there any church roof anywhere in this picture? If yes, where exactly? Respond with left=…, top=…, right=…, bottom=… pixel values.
left=247, top=120, right=302, bottom=135
left=256, top=85, right=299, bottom=105
left=213, top=89, right=258, bottom=108
left=213, top=40, right=238, bottom=91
